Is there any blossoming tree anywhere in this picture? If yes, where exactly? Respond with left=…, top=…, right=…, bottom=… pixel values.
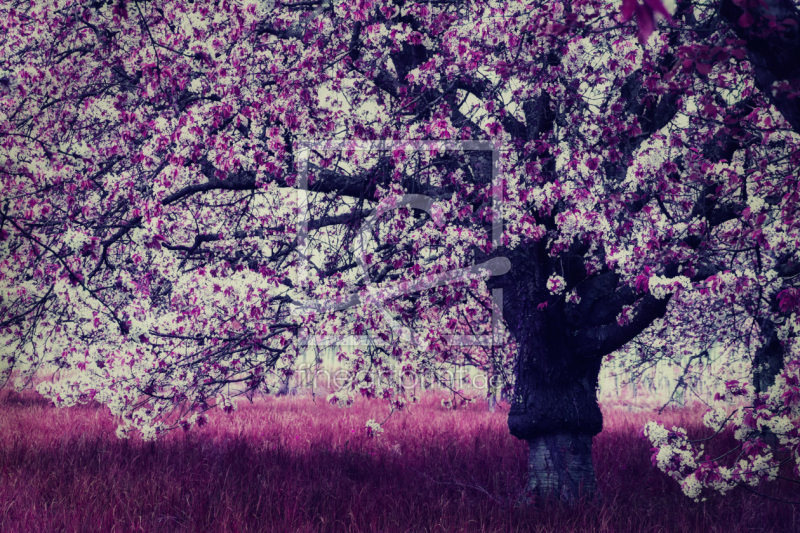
left=1, top=0, right=798, bottom=502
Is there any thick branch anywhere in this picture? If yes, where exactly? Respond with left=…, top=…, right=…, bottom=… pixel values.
left=573, top=293, right=672, bottom=358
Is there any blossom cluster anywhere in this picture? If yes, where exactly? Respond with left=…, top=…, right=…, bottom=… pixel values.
left=644, top=359, right=800, bottom=501
left=365, top=419, right=384, bottom=438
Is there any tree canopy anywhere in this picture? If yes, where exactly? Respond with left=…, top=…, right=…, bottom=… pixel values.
left=1, top=0, right=798, bottom=501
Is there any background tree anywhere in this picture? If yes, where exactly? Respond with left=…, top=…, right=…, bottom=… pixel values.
left=0, top=0, right=798, bottom=502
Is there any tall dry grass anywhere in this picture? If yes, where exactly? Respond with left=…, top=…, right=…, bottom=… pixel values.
left=0, top=390, right=796, bottom=532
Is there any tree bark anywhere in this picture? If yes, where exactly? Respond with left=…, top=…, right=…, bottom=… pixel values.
left=524, top=432, right=597, bottom=502
left=753, top=319, right=787, bottom=448
left=507, top=327, right=604, bottom=445
left=508, top=326, right=603, bottom=503
left=496, top=249, right=604, bottom=503
left=492, top=244, right=673, bottom=503
left=753, top=319, right=785, bottom=395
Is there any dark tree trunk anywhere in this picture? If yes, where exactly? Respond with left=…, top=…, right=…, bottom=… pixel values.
left=753, top=319, right=785, bottom=395
left=753, top=319, right=786, bottom=448
left=507, top=322, right=604, bottom=443
left=495, top=247, right=603, bottom=503
left=525, top=432, right=597, bottom=501
left=505, top=299, right=603, bottom=502
left=491, top=244, right=672, bottom=503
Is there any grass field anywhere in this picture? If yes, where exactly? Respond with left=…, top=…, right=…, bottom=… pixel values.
left=0, top=390, right=797, bottom=532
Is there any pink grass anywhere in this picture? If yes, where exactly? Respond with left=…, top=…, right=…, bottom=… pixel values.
left=0, top=390, right=797, bottom=532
